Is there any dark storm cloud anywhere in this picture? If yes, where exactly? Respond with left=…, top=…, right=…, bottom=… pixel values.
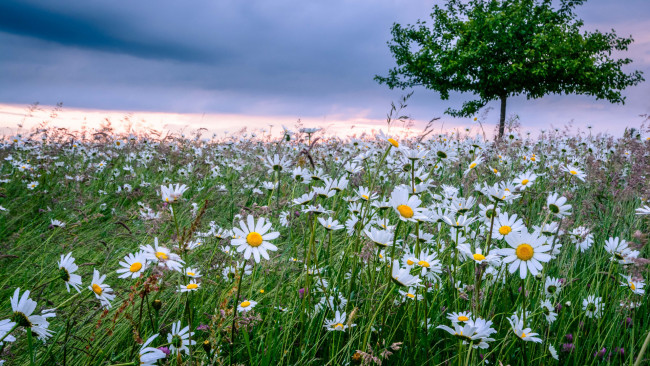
left=0, top=0, right=212, bottom=62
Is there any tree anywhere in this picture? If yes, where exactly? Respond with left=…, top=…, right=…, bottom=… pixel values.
left=375, top=0, right=644, bottom=139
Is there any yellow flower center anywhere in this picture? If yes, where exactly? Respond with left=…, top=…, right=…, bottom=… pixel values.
left=397, top=205, right=414, bottom=218
left=240, top=301, right=251, bottom=308
left=521, top=332, right=527, bottom=338
left=493, top=169, right=498, bottom=173
left=630, top=282, right=636, bottom=290
left=155, top=251, right=168, bottom=260
left=473, top=253, right=486, bottom=261
left=521, top=179, right=529, bottom=185
left=458, top=316, right=469, bottom=322
left=333, top=323, right=344, bottom=330
left=570, top=170, right=577, bottom=175
left=92, top=284, right=103, bottom=295
left=187, top=271, right=195, bottom=276
left=417, top=260, right=430, bottom=268
left=406, top=293, right=416, bottom=298
left=388, top=138, right=399, bottom=147
left=187, top=283, right=198, bottom=289
left=499, top=225, right=512, bottom=235
left=362, top=194, right=369, bottom=200
left=246, top=232, right=263, bottom=247
left=516, top=244, right=534, bottom=261
left=406, top=259, right=415, bottom=266
left=129, top=262, right=142, bottom=272
left=469, top=163, right=477, bottom=169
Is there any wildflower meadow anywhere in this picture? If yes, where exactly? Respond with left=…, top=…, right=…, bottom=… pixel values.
left=0, top=123, right=649, bottom=365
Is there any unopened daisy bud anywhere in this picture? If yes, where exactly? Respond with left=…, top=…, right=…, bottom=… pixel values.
left=352, top=351, right=362, bottom=364
left=202, top=340, right=212, bottom=354
left=152, top=299, right=162, bottom=312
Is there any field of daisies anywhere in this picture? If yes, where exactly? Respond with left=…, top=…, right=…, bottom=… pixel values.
left=0, top=125, right=649, bottom=366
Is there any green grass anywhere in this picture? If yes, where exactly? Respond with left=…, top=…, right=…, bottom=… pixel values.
left=0, top=129, right=648, bottom=365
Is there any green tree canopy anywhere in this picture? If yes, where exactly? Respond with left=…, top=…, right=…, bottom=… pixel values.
left=375, top=0, right=644, bottom=138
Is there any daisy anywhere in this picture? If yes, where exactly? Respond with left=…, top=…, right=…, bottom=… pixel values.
left=89, top=269, right=115, bottom=309
left=513, top=172, right=538, bottom=191
left=508, top=314, right=542, bottom=343
left=50, top=219, right=66, bottom=228
left=160, top=183, right=188, bottom=203
left=264, top=154, right=290, bottom=172
left=27, top=181, right=39, bottom=190
left=179, top=280, right=201, bottom=293
left=442, top=214, right=477, bottom=229
left=415, top=250, right=442, bottom=280
left=140, top=238, right=185, bottom=271
left=635, top=205, right=650, bottom=215
left=620, top=274, right=645, bottom=295
left=561, top=164, right=586, bottom=182
left=323, top=310, right=354, bottom=331
left=237, top=300, right=258, bottom=313
left=0, top=318, right=16, bottom=344
left=293, top=192, right=315, bottom=205
left=546, top=193, right=572, bottom=218
left=463, top=156, right=484, bottom=176
left=391, top=260, right=422, bottom=287
left=356, top=186, right=378, bottom=201
left=317, top=216, right=344, bottom=231
left=399, top=287, right=423, bottom=301
left=582, top=295, right=603, bottom=318
left=139, top=334, right=166, bottom=366
left=9, top=288, right=56, bottom=340
left=364, top=228, right=395, bottom=247
left=398, top=146, right=429, bottom=161
left=58, top=252, right=82, bottom=293
left=549, top=344, right=559, bottom=360
left=167, top=321, right=195, bottom=355
left=389, top=186, right=425, bottom=222
left=116, top=252, right=148, bottom=279
left=231, top=215, right=279, bottom=263
left=491, top=213, right=525, bottom=240
left=437, top=318, right=496, bottom=349
left=540, top=300, right=558, bottom=324
left=457, top=244, right=500, bottom=266
left=604, top=237, right=636, bottom=264
left=500, top=231, right=552, bottom=279
left=544, top=277, right=563, bottom=297
left=447, top=311, right=472, bottom=324
left=184, top=267, right=202, bottom=278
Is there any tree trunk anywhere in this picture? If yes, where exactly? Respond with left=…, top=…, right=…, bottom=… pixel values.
left=498, top=95, right=507, bottom=140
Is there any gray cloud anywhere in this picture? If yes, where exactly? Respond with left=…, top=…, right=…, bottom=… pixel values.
left=0, top=0, right=648, bottom=132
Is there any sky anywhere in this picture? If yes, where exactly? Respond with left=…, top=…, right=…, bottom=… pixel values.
left=0, top=0, right=649, bottom=137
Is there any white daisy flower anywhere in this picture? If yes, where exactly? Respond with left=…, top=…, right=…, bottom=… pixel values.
left=160, top=183, right=188, bottom=203
left=237, top=300, right=258, bottom=313
left=140, top=238, right=185, bottom=271
left=58, top=252, right=82, bottom=293
left=499, top=231, right=552, bottom=279
left=508, top=314, right=542, bottom=343
left=231, top=215, right=279, bottom=263
left=391, top=260, right=422, bottom=287
left=389, top=186, right=426, bottom=222
left=323, top=310, right=354, bottom=331
left=179, top=280, right=200, bottom=293
left=89, top=269, right=115, bottom=309
left=10, top=288, right=56, bottom=340
left=116, top=252, right=147, bottom=279
left=582, top=295, right=603, bottom=318
left=139, top=334, right=166, bottom=366
left=491, top=212, right=525, bottom=240
left=167, top=321, right=195, bottom=355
